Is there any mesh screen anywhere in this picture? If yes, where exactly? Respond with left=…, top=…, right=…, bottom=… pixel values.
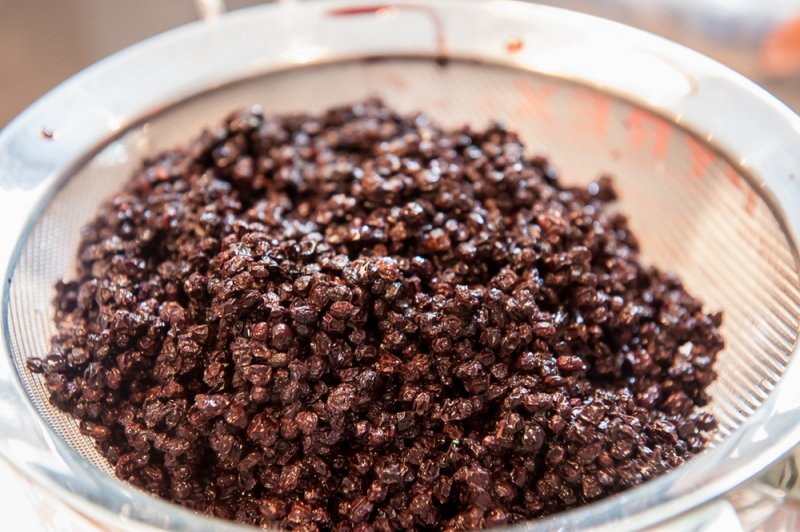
left=9, top=59, right=800, bottom=476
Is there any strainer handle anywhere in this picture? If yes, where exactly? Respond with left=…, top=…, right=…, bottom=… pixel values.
left=193, top=0, right=226, bottom=21
left=192, top=0, right=302, bottom=22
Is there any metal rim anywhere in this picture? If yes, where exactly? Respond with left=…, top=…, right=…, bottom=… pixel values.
left=1, top=1, right=800, bottom=530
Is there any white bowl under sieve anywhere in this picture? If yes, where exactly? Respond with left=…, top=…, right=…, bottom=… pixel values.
left=1, top=1, right=800, bottom=530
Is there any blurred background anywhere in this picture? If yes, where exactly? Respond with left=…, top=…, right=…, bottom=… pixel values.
left=3, top=0, right=800, bottom=127
left=4, top=0, right=800, bottom=127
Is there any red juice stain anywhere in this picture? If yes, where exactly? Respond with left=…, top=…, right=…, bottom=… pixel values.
left=328, top=4, right=448, bottom=64
left=506, top=38, right=524, bottom=54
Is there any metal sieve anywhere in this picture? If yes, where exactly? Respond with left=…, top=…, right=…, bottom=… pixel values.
left=1, top=1, right=800, bottom=530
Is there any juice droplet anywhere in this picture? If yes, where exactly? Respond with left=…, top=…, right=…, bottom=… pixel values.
left=506, top=38, right=524, bottom=54
left=40, top=127, right=56, bottom=140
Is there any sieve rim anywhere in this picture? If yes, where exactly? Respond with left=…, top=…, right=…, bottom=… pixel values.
left=1, top=1, right=800, bottom=530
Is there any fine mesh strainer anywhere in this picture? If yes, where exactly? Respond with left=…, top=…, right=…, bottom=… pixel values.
left=2, top=1, right=800, bottom=530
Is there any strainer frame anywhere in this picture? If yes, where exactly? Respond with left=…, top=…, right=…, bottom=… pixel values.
left=1, top=1, right=800, bottom=530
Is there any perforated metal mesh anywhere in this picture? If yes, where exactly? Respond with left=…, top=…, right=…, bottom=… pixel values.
left=8, top=59, right=800, bottom=476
